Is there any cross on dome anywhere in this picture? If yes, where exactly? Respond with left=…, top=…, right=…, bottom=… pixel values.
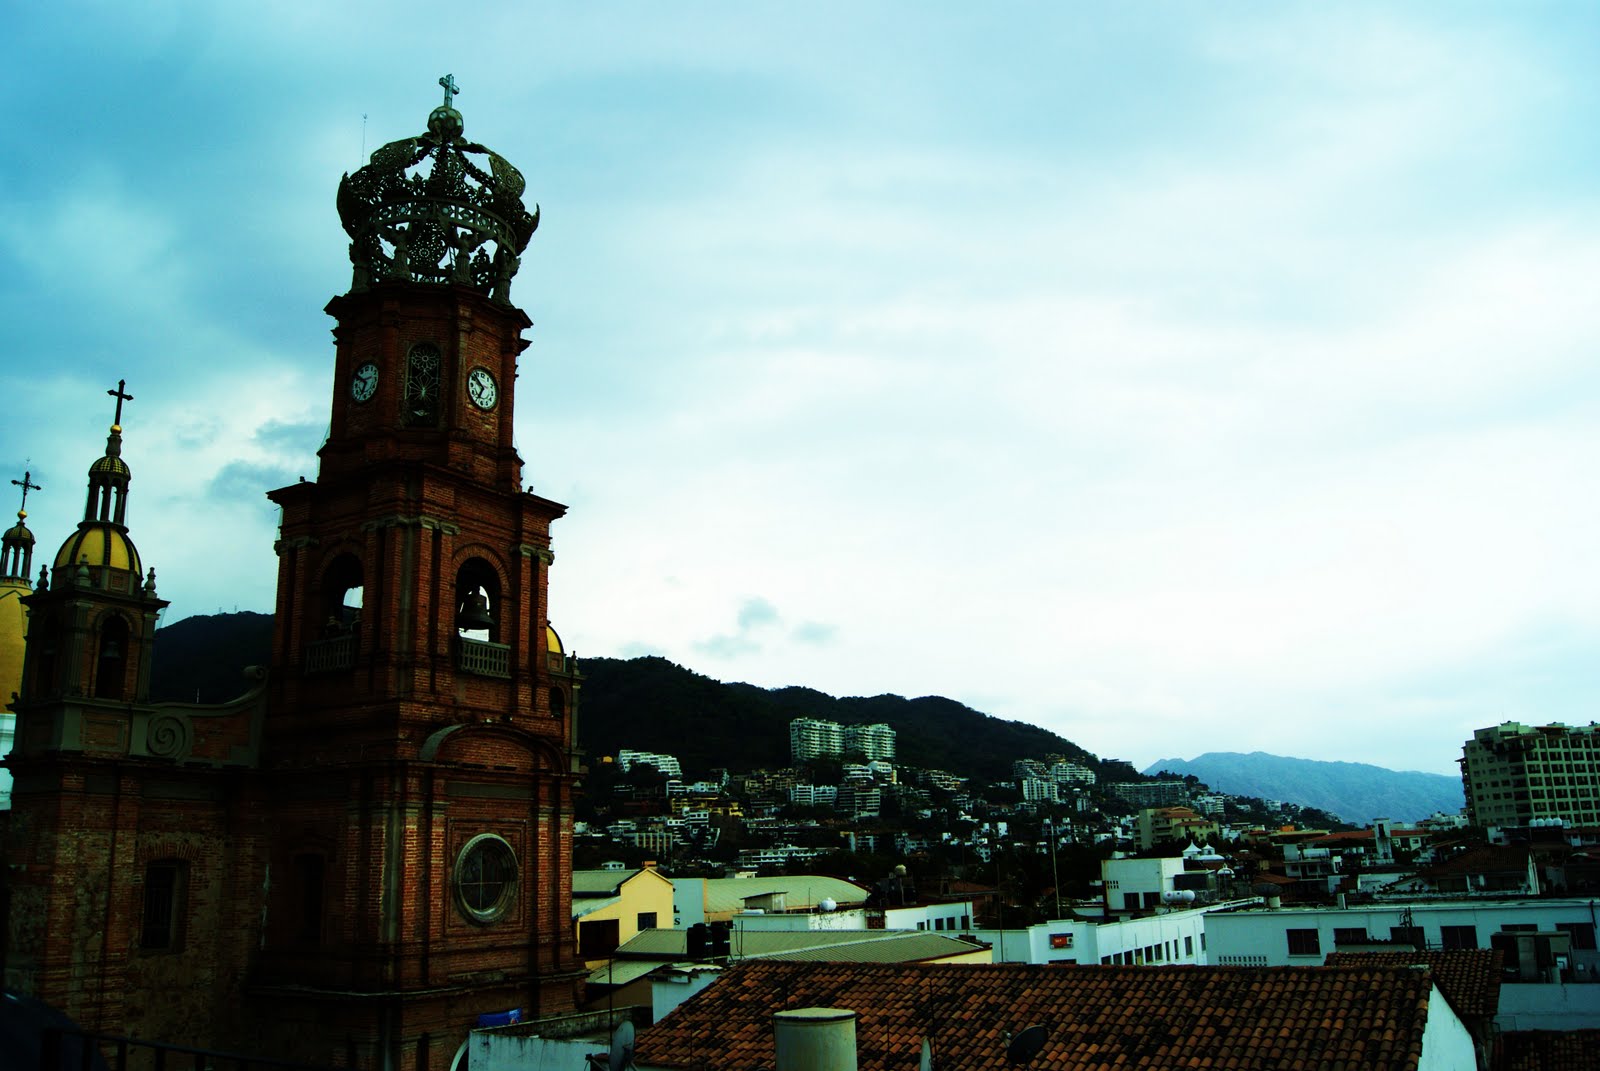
left=11, top=468, right=39, bottom=518
left=439, top=73, right=460, bottom=108
left=107, top=378, right=134, bottom=430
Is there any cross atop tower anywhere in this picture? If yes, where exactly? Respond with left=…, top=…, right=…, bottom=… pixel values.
left=439, top=73, right=460, bottom=108
left=107, top=379, right=134, bottom=429
left=11, top=468, right=39, bottom=515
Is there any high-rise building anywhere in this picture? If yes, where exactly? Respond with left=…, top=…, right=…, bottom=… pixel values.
left=1460, top=721, right=1600, bottom=828
left=845, top=722, right=896, bottom=762
left=789, top=717, right=844, bottom=762
left=788, top=717, right=896, bottom=763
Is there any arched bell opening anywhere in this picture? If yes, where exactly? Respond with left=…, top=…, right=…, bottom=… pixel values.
left=454, top=558, right=501, bottom=644
left=304, top=552, right=363, bottom=674
left=322, top=553, right=364, bottom=636
left=94, top=613, right=131, bottom=700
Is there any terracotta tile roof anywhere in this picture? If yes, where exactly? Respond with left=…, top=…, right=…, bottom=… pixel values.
left=1322, top=949, right=1503, bottom=1018
left=1418, top=844, right=1532, bottom=879
left=635, top=960, right=1438, bottom=1070
left=1499, top=1030, right=1600, bottom=1070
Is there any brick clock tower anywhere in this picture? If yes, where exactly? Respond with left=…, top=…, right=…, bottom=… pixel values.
left=254, top=76, right=584, bottom=1067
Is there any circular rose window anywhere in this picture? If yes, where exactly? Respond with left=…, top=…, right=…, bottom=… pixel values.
left=455, top=834, right=518, bottom=923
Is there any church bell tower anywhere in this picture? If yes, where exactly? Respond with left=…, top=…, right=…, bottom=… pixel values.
left=256, top=76, right=583, bottom=1068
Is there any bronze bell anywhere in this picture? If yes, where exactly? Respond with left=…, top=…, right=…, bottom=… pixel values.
left=457, top=591, right=495, bottom=631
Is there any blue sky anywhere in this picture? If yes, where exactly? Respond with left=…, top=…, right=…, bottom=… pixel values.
left=4, top=3, right=1598, bottom=777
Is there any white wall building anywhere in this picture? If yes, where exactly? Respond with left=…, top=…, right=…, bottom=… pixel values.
left=1206, top=898, right=1600, bottom=973
left=977, top=903, right=1242, bottom=967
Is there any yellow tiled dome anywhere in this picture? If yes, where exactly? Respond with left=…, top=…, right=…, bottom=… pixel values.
left=54, top=523, right=143, bottom=577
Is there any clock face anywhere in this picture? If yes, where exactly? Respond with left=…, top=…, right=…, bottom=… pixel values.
left=350, top=361, right=379, bottom=403
left=467, top=367, right=498, bottom=410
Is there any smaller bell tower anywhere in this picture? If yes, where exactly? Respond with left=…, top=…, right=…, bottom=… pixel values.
left=5, top=382, right=177, bottom=1034
left=16, top=381, right=168, bottom=716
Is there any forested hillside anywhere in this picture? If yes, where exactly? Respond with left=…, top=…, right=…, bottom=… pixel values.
left=145, top=615, right=1105, bottom=782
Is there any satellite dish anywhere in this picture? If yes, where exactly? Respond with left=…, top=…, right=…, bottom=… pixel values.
left=1005, top=1025, right=1048, bottom=1065
left=608, top=1020, right=635, bottom=1071
left=920, top=1035, right=934, bottom=1071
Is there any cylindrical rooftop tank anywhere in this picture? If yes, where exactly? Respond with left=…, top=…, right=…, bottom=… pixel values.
left=775, top=1008, right=857, bottom=1071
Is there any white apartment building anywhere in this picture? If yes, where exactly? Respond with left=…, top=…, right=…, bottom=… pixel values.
left=789, top=717, right=897, bottom=762
left=1020, top=777, right=1057, bottom=803
left=617, top=749, right=683, bottom=777
left=1050, top=761, right=1096, bottom=785
left=788, top=718, right=844, bottom=761
left=845, top=723, right=896, bottom=761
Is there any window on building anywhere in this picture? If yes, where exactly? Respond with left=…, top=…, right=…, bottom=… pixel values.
left=1439, top=925, right=1477, bottom=950
left=1286, top=929, right=1321, bottom=957
left=292, top=853, right=326, bottom=945
left=1557, top=923, right=1598, bottom=951
left=141, top=861, right=186, bottom=950
left=455, top=834, right=517, bottom=924
left=637, top=912, right=658, bottom=931
left=95, top=614, right=130, bottom=700
left=1184, top=935, right=1194, bottom=957
left=1333, top=927, right=1369, bottom=946
left=403, top=342, right=442, bottom=426
left=1391, top=926, right=1425, bottom=949
left=578, top=918, right=621, bottom=959
left=1123, top=893, right=1140, bottom=911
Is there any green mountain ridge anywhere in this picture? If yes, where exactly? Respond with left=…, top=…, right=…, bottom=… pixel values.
left=1144, top=751, right=1464, bottom=825
left=144, top=613, right=1463, bottom=815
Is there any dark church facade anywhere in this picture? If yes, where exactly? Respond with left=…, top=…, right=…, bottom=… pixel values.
left=2, top=78, right=584, bottom=1069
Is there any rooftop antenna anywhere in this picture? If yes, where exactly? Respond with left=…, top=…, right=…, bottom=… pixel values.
left=361, top=112, right=368, bottom=160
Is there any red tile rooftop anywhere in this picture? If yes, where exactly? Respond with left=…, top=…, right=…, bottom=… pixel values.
left=1499, top=1030, right=1600, bottom=1071
left=636, top=960, right=1439, bottom=1070
left=1323, top=949, right=1503, bottom=1019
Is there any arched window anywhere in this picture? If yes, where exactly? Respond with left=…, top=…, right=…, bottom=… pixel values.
left=454, top=558, right=501, bottom=644
left=322, top=553, right=364, bottom=635
left=95, top=614, right=130, bottom=699
left=404, top=342, right=442, bottom=427
left=548, top=686, right=566, bottom=719
left=291, top=852, right=327, bottom=945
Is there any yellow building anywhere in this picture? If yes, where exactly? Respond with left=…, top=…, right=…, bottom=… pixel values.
left=571, top=866, right=676, bottom=968
left=0, top=483, right=37, bottom=809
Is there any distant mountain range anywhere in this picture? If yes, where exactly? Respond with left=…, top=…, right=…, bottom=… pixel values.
left=145, top=613, right=1464, bottom=816
left=577, top=655, right=1109, bottom=783
left=1144, top=752, right=1464, bottom=825
left=144, top=615, right=1109, bottom=783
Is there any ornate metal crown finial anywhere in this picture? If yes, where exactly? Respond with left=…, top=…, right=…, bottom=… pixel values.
left=337, top=75, right=540, bottom=303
